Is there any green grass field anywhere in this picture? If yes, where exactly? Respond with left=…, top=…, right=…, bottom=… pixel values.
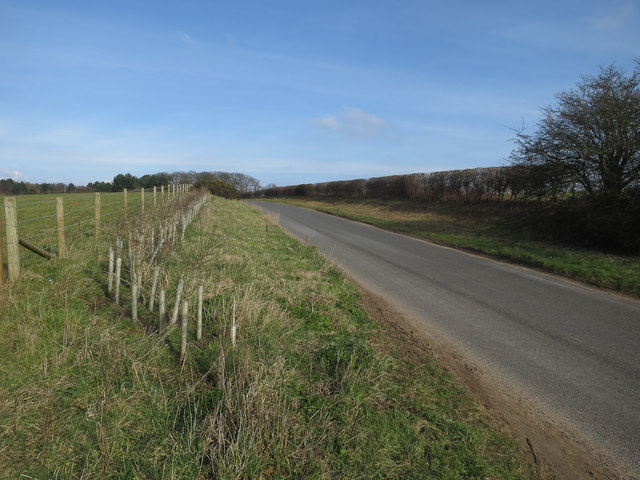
left=0, top=190, right=172, bottom=273
left=267, top=197, right=640, bottom=298
left=0, top=194, right=550, bottom=478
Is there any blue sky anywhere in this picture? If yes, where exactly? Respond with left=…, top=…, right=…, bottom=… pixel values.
left=1, top=0, right=638, bottom=187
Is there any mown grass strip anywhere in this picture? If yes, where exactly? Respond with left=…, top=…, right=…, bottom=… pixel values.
left=0, top=197, right=549, bottom=478
left=269, top=197, right=640, bottom=298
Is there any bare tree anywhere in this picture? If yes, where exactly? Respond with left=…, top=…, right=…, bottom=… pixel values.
left=511, top=62, right=640, bottom=202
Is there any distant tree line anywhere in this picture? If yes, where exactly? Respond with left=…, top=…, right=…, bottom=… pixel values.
left=0, top=178, right=78, bottom=195
left=90, top=171, right=261, bottom=194
left=1, top=171, right=261, bottom=196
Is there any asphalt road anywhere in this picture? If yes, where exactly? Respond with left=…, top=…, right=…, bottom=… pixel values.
left=251, top=201, right=640, bottom=476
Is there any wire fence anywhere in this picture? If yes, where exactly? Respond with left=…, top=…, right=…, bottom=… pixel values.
left=1, top=184, right=191, bottom=283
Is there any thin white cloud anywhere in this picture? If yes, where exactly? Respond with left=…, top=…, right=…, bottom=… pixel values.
left=177, top=30, right=197, bottom=45
left=311, top=115, right=339, bottom=130
left=311, top=107, right=389, bottom=138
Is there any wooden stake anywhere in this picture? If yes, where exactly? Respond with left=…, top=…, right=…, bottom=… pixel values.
left=153, top=186, right=157, bottom=207
left=56, top=196, right=66, bottom=259
left=108, top=246, right=114, bottom=294
left=4, top=197, right=19, bottom=281
left=180, top=300, right=188, bottom=359
left=114, top=257, right=122, bottom=305
left=141, top=187, right=145, bottom=213
left=171, top=276, right=184, bottom=327
left=149, top=265, right=159, bottom=311
left=159, top=289, right=166, bottom=333
left=197, top=285, right=203, bottom=341
left=95, top=192, right=101, bottom=237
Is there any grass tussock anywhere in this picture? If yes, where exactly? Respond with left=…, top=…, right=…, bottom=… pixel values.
left=0, top=195, right=549, bottom=478
left=269, top=197, right=640, bottom=298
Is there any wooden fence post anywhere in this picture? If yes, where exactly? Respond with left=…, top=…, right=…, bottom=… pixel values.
left=153, top=186, right=157, bottom=207
left=95, top=192, right=101, bottom=237
left=161, top=185, right=165, bottom=203
left=141, top=187, right=145, bottom=213
left=4, top=197, right=19, bottom=281
left=56, top=197, right=66, bottom=259
left=123, top=188, right=128, bottom=219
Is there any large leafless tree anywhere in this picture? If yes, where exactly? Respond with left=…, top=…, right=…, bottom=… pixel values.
left=511, top=62, right=640, bottom=202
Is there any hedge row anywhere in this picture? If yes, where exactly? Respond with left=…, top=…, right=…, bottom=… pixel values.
left=246, top=166, right=577, bottom=202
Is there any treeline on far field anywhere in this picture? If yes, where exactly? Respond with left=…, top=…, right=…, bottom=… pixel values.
left=246, top=166, right=640, bottom=254
left=98, top=171, right=262, bottom=194
left=0, top=171, right=262, bottom=196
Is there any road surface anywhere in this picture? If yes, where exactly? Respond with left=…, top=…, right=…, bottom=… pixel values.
left=251, top=201, right=640, bottom=477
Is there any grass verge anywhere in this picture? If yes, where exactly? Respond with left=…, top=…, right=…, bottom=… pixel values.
left=266, top=197, right=640, bottom=298
left=0, top=196, right=550, bottom=478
